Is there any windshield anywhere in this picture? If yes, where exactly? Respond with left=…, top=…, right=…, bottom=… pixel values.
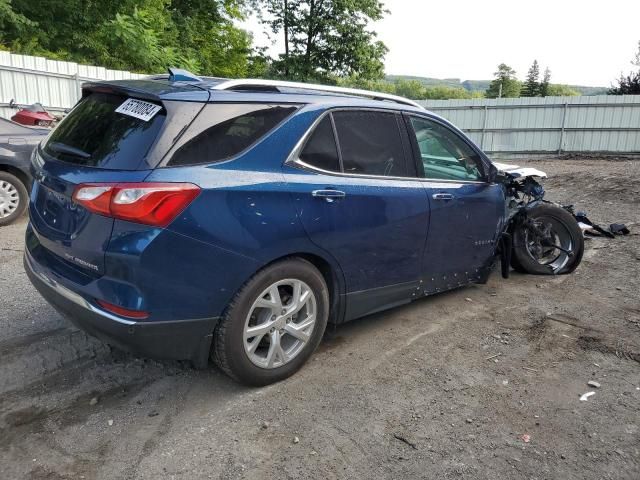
left=41, top=92, right=165, bottom=170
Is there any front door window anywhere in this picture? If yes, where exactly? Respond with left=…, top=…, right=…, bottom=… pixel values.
left=409, top=116, right=483, bottom=181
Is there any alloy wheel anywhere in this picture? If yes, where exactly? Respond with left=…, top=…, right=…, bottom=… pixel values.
left=243, top=279, right=317, bottom=369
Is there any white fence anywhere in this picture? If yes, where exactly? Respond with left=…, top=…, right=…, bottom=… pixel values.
left=0, top=51, right=145, bottom=120
left=419, top=96, right=640, bottom=157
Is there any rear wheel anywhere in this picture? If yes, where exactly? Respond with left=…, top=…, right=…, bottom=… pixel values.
left=0, top=172, right=28, bottom=227
left=512, top=204, right=584, bottom=275
left=212, top=258, right=329, bottom=386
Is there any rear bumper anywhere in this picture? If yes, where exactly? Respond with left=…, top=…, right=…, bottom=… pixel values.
left=24, top=249, right=218, bottom=367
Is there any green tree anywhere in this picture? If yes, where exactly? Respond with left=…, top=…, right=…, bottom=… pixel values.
left=257, top=0, right=388, bottom=82
left=609, top=72, right=640, bottom=94
left=610, top=40, right=640, bottom=95
left=540, top=67, right=551, bottom=96
left=522, top=59, right=540, bottom=97
left=95, top=6, right=178, bottom=72
left=546, top=84, right=580, bottom=96
left=423, top=86, right=477, bottom=100
left=167, top=0, right=255, bottom=77
left=393, top=79, right=427, bottom=99
left=0, top=0, right=34, bottom=48
left=338, top=76, right=397, bottom=94
left=339, top=77, right=482, bottom=100
left=3, top=0, right=256, bottom=76
left=485, top=63, right=521, bottom=98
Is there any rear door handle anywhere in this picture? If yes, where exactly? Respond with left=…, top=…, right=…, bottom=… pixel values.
left=312, top=189, right=346, bottom=202
left=432, top=193, right=455, bottom=201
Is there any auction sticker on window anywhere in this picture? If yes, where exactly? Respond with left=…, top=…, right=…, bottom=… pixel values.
left=115, top=98, right=162, bottom=122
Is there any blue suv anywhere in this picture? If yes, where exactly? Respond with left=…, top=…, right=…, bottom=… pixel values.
left=24, top=70, right=583, bottom=385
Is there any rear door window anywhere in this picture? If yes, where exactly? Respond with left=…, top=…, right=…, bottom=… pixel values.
left=298, top=116, right=340, bottom=172
left=168, top=104, right=298, bottom=166
left=332, top=111, right=410, bottom=177
left=41, top=92, right=165, bottom=170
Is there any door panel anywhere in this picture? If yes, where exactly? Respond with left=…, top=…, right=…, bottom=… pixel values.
left=285, top=109, right=431, bottom=320
left=421, top=181, right=504, bottom=293
left=285, top=165, right=429, bottom=295
left=403, top=114, right=505, bottom=294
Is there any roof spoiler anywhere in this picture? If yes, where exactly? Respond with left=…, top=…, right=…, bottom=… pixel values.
left=81, top=82, right=163, bottom=102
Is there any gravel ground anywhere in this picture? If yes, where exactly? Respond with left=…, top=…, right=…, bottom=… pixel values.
left=0, top=158, right=639, bottom=480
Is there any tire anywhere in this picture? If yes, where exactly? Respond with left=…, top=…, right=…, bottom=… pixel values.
left=0, top=172, right=28, bottom=227
left=509, top=249, right=528, bottom=274
left=512, top=203, right=584, bottom=275
left=212, top=257, right=329, bottom=386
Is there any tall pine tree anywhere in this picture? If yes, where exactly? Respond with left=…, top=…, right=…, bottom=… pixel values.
left=522, top=60, right=540, bottom=97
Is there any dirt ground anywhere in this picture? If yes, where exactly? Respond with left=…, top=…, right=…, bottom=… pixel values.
left=0, top=158, right=639, bottom=480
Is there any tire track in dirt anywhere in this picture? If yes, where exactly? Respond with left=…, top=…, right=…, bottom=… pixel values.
left=0, top=327, right=110, bottom=396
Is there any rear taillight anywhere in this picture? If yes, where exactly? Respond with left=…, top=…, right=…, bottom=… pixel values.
left=72, top=182, right=200, bottom=227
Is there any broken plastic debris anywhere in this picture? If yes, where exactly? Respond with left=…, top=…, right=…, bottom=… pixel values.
left=579, top=391, right=596, bottom=401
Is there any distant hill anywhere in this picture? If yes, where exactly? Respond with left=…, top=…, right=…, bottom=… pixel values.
left=386, top=75, right=608, bottom=96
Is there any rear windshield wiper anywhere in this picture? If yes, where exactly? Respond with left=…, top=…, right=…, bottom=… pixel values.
left=47, top=142, right=91, bottom=159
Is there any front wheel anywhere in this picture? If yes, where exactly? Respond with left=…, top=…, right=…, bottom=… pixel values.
left=512, top=204, right=584, bottom=275
left=212, top=258, right=329, bottom=386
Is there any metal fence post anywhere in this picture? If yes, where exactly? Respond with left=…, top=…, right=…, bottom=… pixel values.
left=480, top=105, right=488, bottom=150
left=558, top=102, right=568, bottom=154
left=74, top=72, right=82, bottom=103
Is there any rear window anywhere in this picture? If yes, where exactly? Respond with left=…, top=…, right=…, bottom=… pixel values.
left=41, top=92, right=165, bottom=170
left=167, top=104, right=297, bottom=166
left=332, top=111, right=410, bottom=177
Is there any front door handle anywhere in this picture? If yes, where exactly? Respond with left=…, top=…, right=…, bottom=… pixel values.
left=432, top=193, right=455, bottom=201
left=312, top=189, right=346, bottom=202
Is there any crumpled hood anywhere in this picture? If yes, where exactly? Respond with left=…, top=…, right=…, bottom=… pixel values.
left=493, top=161, right=547, bottom=179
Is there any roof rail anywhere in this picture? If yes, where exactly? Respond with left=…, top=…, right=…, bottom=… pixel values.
left=211, top=79, right=425, bottom=109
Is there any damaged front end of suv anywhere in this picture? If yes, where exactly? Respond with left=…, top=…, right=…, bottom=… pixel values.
left=493, top=162, right=585, bottom=278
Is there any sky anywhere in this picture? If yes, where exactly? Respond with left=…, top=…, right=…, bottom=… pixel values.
left=241, top=0, right=640, bottom=87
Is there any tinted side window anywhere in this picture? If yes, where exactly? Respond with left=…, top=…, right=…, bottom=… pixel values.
left=169, top=104, right=297, bottom=166
left=409, top=116, right=483, bottom=181
left=333, top=111, right=409, bottom=177
left=299, top=116, right=340, bottom=172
